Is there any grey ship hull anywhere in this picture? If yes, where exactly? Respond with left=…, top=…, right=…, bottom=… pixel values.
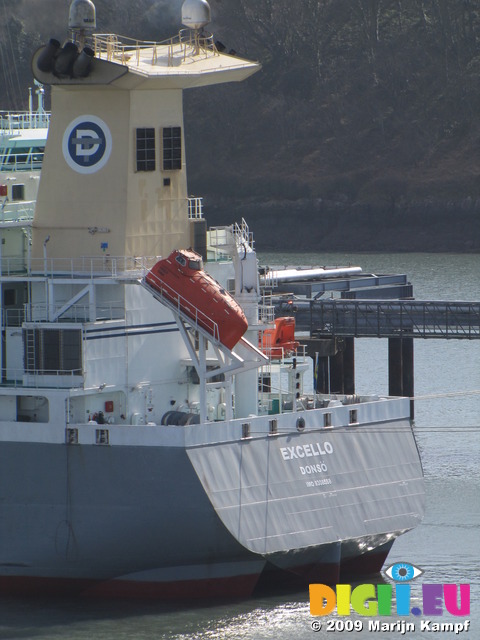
left=0, top=403, right=424, bottom=598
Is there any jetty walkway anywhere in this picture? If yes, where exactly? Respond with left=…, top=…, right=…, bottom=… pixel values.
left=270, top=272, right=480, bottom=409
left=290, top=299, right=480, bottom=339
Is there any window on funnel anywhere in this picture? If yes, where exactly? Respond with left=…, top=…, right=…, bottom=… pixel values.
left=163, top=127, right=182, bottom=170
left=136, top=128, right=156, bottom=171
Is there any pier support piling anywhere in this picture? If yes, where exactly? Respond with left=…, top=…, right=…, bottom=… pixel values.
left=301, top=337, right=355, bottom=395
left=388, top=337, right=414, bottom=418
left=343, top=337, right=355, bottom=395
left=330, top=348, right=345, bottom=394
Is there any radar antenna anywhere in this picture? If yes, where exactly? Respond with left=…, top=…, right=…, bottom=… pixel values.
left=68, top=0, right=96, bottom=49
left=181, top=0, right=211, bottom=54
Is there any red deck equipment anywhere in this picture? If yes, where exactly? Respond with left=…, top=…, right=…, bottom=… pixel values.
left=260, top=316, right=300, bottom=359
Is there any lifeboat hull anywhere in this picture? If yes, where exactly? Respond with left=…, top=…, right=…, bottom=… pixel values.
left=145, top=249, right=248, bottom=349
left=261, top=316, right=300, bottom=359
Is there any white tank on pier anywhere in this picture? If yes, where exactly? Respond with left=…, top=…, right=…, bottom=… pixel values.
left=181, top=0, right=211, bottom=30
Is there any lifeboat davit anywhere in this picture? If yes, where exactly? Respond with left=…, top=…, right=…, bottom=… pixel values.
left=260, top=316, right=300, bottom=359
left=145, top=249, right=248, bottom=350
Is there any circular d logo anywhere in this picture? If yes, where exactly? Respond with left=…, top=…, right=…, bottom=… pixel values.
left=63, top=115, right=112, bottom=174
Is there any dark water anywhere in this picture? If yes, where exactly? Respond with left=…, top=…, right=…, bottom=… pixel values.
left=0, top=253, right=478, bottom=639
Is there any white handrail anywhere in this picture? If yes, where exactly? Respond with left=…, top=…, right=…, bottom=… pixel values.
left=92, top=29, right=218, bottom=67
left=0, top=111, right=50, bottom=133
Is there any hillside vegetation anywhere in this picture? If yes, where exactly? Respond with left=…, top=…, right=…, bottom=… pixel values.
left=2, top=0, right=480, bottom=251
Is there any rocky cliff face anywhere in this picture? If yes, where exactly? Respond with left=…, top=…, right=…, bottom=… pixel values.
left=2, top=0, right=480, bottom=252
left=205, top=195, right=480, bottom=252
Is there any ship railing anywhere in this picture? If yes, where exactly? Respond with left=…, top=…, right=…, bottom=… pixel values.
left=258, top=391, right=301, bottom=417
left=1, top=366, right=83, bottom=390
left=207, top=219, right=255, bottom=260
left=258, top=289, right=275, bottom=324
left=0, top=150, right=45, bottom=172
left=0, top=257, right=31, bottom=276
left=1, top=255, right=161, bottom=278
left=258, top=303, right=275, bottom=324
left=266, top=393, right=339, bottom=413
left=233, top=218, right=254, bottom=250
left=2, top=307, right=25, bottom=327
left=206, top=247, right=232, bottom=263
left=0, top=200, right=36, bottom=222
left=208, top=226, right=233, bottom=249
left=206, top=226, right=235, bottom=263
left=92, top=29, right=218, bottom=68
left=20, top=303, right=125, bottom=325
left=260, top=343, right=307, bottom=363
left=142, top=269, right=221, bottom=343
left=7, top=255, right=162, bottom=279
left=258, top=283, right=277, bottom=324
left=176, top=28, right=217, bottom=51
left=188, top=196, right=204, bottom=220
left=261, top=268, right=278, bottom=290
left=0, top=110, right=50, bottom=133
left=171, top=29, right=219, bottom=65
left=92, top=33, right=159, bottom=66
left=2, top=303, right=125, bottom=327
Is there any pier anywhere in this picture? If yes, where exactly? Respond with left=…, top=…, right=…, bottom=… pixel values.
left=292, top=299, right=480, bottom=340
left=271, top=273, right=480, bottom=412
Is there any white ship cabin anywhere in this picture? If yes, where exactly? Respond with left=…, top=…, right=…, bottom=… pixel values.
left=0, top=0, right=389, bottom=437
left=0, top=83, right=50, bottom=273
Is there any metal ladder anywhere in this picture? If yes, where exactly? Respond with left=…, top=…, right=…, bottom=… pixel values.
left=25, top=329, right=36, bottom=372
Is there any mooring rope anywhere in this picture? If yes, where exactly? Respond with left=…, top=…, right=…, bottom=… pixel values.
left=411, top=389, right=480, bottom=400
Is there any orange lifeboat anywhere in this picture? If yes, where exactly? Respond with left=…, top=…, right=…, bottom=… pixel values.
left=260, top=317, right=300, bottom=359
left=145, top=249, right=248, bottom=349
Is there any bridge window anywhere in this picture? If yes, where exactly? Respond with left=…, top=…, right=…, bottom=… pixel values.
left=136, top=128, right=156, bottom=171
left=163, top=127, right=182, bottom=170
